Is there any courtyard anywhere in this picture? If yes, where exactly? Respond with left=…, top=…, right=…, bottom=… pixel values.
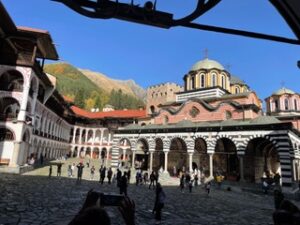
left=0, top=158, right=297, bottom=225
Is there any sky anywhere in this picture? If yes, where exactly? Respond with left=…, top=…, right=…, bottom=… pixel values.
left=2, top=0, right=300, bottom=103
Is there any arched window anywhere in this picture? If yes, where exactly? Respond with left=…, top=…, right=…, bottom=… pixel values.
left=274, top=100, right=279, bottom=111
left=285, top=99, right=289, bottom=110
left=190, top=76, right=195, bottom=89
left=200, top=74, right=205, bottom=88
left=221, top=75, right=226, bottom=89
left=294, top=99, right=298, bottom=111
left=235, top=86, right=240, bottom=94
left=150, top=105, right=155, bottom=114
left=189, top=107, right=200, bottom=118
left=0, top=128, right=15, bottom=141
left=163, top=115, right=169, bottom=125
left=211, top=73, right=217, bottom=86
left=225, top=111, right=232, bottom=120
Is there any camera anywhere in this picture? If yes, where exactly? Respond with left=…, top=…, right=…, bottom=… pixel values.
left=93, top=192, right=124, bottom=207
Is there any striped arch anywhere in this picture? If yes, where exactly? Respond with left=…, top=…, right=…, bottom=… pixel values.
left=246, top=133, right=293, bottom=187
left=135, top=138, right=149, bottom=152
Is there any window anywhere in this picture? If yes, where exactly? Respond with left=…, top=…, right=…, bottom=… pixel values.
left=191, top=76, right=195, bottom=89
left=163, top=115, right=169, bottom=125
left=295, top=99, right=298, bottom=110
left=189, top=107, right=200, bottom=118
left=211, top=73, right=217, bottom=86
left=235, top=86, right=240, bottom=94
left=285, top=99, right=289, bottom=110
left=0, top=128, right=14, bottom=141
left=225, top=111, right=232, bottom=120
left=200, top=74, right=205, bottom=88
left=221, top=76, right=226, bottom=89
left=274, top=100, right=279, bottom=111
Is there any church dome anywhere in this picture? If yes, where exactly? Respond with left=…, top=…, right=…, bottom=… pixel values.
left=191, top=58, right=224, bottom=71
left=272, top=87, right=295, bottom=95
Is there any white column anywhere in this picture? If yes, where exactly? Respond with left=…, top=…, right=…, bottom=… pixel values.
left=132, top=151, right=136, bottom=168
left=30, top=92, right=38, bottom=126
left=189, top=152, right=193, bottom=172
left=18, top=86, right=30, bottom=121
left=79, top=129, right=83, bottom=144
left=164, top=151, right=169, bottom=172
left=100, top=129, right=104, bottom=145
left=85, top=130, right=88, bottom=144
left=92, top=129, right=96, bottom=145
left=149, top=151, right=154, bottom=172
left=72, top=128, right=76, bottom=143
left=122, top=149, right=126, bottom=161
left=209, top=153, right=213, bottom=178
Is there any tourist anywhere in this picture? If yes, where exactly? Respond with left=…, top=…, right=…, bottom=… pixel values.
left=188, top=180, right=193, bottom=193
left=77, top=162, right=84, bottom=182
left=262, top=179, right=269, bottom=194
left=48, top=165, right=52, bottom=178
left=143, top=172, right=148, bottom=185
left=149, top=171, right=155, bottom=189
left=194, top=173, right=199, bottom=187
left=274, top=173, right=281, bottom=185
left=152, top=183, right=166, bottom=225
left=107, top=167, right=113, bottom=184
left=216, top=173, right=223, bottom=189
left=154, top=171, right=159, bottom=186
left=57, top=163, right=62, bottom=177
left=100, top=166, right=106, bottom=184
left=173, top=166, right=177, bottom=177
left=135, top=170, right=141, bottom=186
left=185, top=172, right=191, bottom=187
left=127, top=169, right=131, bottom=184
left=68, top=165, right=72, bottom=177
left=120, top=172, right=128, bottom=196
left=274, top=185, right=284, bottom=210
left=90, top=165, right=95, bottom=180
left=180, top=174, right=185, bottom=193
left=99, top=165, right=103, bottom=183
left=71, top=163, right=75, bottom=177
left=69, top=190, right=136, bottom=225
left=86, top=159, right=90, bottom=168
left=117, top=169, right=122, bottom=187
left=29, top=157, right=35, bottom=165
left=205, top=181, right=211, bottom=195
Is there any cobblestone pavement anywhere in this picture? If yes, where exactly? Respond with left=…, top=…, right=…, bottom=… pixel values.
left=0, top=158, right=298, bottom=225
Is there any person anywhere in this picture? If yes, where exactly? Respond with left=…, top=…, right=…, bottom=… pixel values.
left=143, top=172, right=148, bottom=185
left=135, top=170, right=140, bottom=186
left=154, top=171, right=159, bottom=186
left=107, top=167, right=113, bottom=184
left=71, top=163, right=75, bottom=177
left=274, top=185, right=284, bottom=210
left=68, top=165, right=72, bottom=177
left=100, top=167, right=106, bottom=184
left=127, top=169, right=131, bottom=184
left=87, top=159, right=90, bottom=168
left=274, top=173, right=281, bottom=185
left=69, top=189, right=136, bottom=225
left=273, top=200, right=300, bottom=225
left=216, top=174, right=223, bottom=189
left=149, top=171, right=155, bottom=189
left=120, top=172, right=128, bottom=196
left=152, top=183, right=166, bottom=225
left=99, top=166, right=103, bottom=183
left=48, top=165, right=52, bottom=178
left=117, top=169, right=122, bottom=187
left=262, top=179, right=269, bottom=194
left=90, top=166, right=95, bottom=180
left=173, top=166, right=177, bottom=177
left=180, top=174, right=185, bottom=193
left=77, top=162, right=84, bottom=182
left=194, top=173, right=199, bottom=187
left=188, top=180, right=193, bottom=193
left=57, top=163, right=62, bottom=177
left=205, top=182, right=211, bottom=195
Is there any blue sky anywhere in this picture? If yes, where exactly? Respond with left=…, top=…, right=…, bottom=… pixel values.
left=3, top=0, right=300, bottom=103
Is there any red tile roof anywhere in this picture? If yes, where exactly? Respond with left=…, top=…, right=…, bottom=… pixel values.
left=71, top=106, right=146, bottom=119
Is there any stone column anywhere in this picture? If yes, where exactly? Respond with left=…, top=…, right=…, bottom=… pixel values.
left=164, top=151, right=169, bottom=172
left=131, top=151, right=136, bottom=168
left=100, top=129, right=104, bottom=145
left=149, top=151, right=154, bottom=172
left=85, top=131, right=88, bottom=144
left=122, top=149, right=126, bottom=161
left=79, top=129, right=83, bottom=144
left=31, top=92, right=38, bottom=126
left=10, top=141, right=22, bottom=166
left=18, top=86, right=30, bottom=121
left=189, top=152, right=193, bottom=172
left=239, top=155, right=245, bottom=181
left=72, top=128, right=76, bottom=143
left=209, top=153, right=213, bottom=178
left=92, top=129, right=96, bottom=145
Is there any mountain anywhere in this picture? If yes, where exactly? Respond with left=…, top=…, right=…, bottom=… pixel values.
left=79, top=69, right=146, bottom=100
left=44, top=63, right=145, bottom=111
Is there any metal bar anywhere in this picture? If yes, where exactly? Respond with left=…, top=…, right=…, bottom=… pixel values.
left=182, top=22, right=300, bottom=45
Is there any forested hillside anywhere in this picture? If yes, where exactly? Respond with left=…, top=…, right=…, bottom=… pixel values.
left=44, top=63, right=145, bottom=111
